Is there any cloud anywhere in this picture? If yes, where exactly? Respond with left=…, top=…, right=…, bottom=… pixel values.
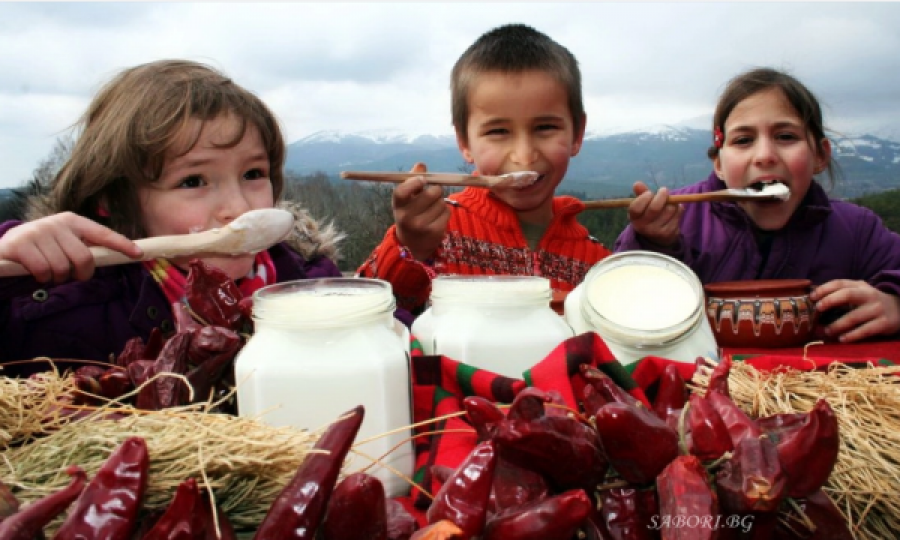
left=1, top=2, right=899, bottom=188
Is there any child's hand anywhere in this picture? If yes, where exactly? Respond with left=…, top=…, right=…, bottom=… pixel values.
left=627, top=181, right=684, bottom=247
left=810, top=279, right=900, bottom=343
left=0, top=212, right=143, bottom=283
left=393, top=162, right=451, bottom=261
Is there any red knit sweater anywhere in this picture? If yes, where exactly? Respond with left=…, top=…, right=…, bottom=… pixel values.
left=357, top=188, right=612, bottom=313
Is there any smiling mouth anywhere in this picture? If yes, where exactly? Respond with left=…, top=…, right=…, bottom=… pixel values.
left=515, top=174, right=545, bottom=189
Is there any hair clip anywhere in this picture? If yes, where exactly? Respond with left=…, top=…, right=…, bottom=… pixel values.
left=713, top=126, right=724, bottom=149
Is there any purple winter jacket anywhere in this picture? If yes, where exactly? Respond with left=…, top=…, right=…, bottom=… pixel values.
left=0, top=219, right=344, bottom=376
left=614, top=172, right=900, bottom=296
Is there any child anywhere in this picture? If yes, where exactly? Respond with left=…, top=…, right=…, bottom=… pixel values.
left=614, top=67, right=900, bottom=343
left=0, top=59, right=345, bottom=369
left=357, top=23, right=611, bottom=314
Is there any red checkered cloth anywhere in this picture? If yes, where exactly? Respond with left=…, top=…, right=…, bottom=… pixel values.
left=399, top=331, right=896, bottom=525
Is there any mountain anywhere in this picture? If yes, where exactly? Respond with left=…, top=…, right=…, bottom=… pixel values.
left=285, top=126, right=900, bottom=199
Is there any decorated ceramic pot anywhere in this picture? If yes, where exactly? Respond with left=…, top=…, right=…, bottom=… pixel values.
left=704, top=279, right=818, bottom=348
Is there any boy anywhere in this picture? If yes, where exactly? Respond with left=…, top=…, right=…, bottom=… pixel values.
left=358, top=23, right=611, bottom=314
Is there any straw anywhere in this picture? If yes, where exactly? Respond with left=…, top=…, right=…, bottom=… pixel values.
left=692, top=359, right=900, bottom=540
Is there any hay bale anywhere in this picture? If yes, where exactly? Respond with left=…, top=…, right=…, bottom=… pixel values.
left=692, top=359, right=900, bottom=540
left=0, top=371, right=325, bottom=531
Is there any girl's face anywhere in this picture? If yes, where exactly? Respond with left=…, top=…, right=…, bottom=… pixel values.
left=714, top=87, right=831, bottom=231
left=456, top=70, right=585, bottom=224
left=139, top=114, right=275, bottom=279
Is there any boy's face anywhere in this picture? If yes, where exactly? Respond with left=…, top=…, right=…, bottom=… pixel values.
left=456, top=70, right=585, bottom=223
left=138, top=113, right=275, bottom=280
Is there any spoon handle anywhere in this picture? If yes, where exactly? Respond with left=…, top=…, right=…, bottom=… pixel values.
left=341, top=171, right=502, bottom=187
left=0, top=246, right=140, bottom=278
left=0, top=235, right=209, bottom=278
left=581, top=190, right=775, bottom=210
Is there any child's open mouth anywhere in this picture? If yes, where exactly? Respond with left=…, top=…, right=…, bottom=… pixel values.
left=747, top=181, right=790, bottom=202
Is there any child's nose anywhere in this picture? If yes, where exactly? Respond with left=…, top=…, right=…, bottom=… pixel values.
left=511, top=137, right=539, bottom=165
left=217, top=184, right=254, bottom=223
left=753, top=137, right=778, bottom=165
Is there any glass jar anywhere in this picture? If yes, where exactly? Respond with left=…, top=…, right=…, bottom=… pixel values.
left=234, top=277, right=413, bottom=497
left=564, top=251, right=719, bottom=365
left=412, top=275, right=574, bottom=378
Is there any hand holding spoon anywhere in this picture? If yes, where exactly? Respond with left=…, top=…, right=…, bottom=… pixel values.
left=0, top=208, right=295, bottom=278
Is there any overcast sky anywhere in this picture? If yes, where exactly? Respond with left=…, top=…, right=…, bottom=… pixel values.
left=2, top=2, right=899, bottom=189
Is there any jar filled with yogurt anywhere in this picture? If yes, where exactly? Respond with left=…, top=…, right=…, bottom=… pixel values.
left=412, top=275, right=574, bottom=378
left=234, top=277, right=413, bottom=497
left=565, top=251, right=719, bottom=365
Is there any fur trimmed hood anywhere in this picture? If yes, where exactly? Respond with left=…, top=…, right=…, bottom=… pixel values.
left=20, top=188, right=344, bottom=262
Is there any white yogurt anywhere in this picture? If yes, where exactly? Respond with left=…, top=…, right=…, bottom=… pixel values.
left=234, top=278, right=414, bottom=497
left=413, top=276, right=574, bottom=378
left=565, top=251, right=719, bottom=365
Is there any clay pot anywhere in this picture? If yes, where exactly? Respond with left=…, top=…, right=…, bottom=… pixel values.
left=704, top=279, right=818, bottom=348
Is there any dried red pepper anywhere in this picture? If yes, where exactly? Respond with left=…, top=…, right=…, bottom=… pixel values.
left=139, top=477, right=200, bottom=540
left=656, top=455, right=719, bottom=540
left=772, top=399, right=839, bottom=498
left=581, top=383, right=610, bottom=420
left=507, top=387, right=568, bottom=420
left=594, top=401, right=679, bottom=485
left=385, top=499, right=419, bottom=540
left=185, top=325, right=242, bottom=405
left=597, top=487, right=659, bottom=540
left=426, top=440, right=497, bottom=539
left=185, top=260, right=247, bottom=331
left=704, top=357, right=732, bottom=399
left=705, top=390, right=762, bottom=447
left=136, top=331, right=192, bottom=410
left=715, top=436, right=786, bottom=514
left=0, top=466, right=86, bottom=540
left=774, top=489, right=854, bottom=539
left=320, top=472, right=388, bottom=540
left=686, top=393, right=734, bottom=461
left=495, top=412, right=608, bottom=492
left=481, top=488, right=593, bottom=540
left=652, top=363, right=687, bottom=421
left=194, top=492, right=238, bottom=540
left=462, top=396, right=505, bottom=441
left=54, top=437, right=149, bottom=540
left=487, top=458, right=549, bottom=517
left=253, top=405, right=365, bottom=540
left=97, top=369, right=133, bottom=401
left=581, top=365, right=641, bottom=407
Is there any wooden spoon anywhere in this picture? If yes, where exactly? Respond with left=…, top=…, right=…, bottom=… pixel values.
left=582, top=184, right=791, bottom=209
left=0, top=208, right=295, bottom=278
left=341, top=170, right=540, bottom=188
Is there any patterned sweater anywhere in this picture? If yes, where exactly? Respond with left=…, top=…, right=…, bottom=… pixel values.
left=357, top=187, right=612, bottom=313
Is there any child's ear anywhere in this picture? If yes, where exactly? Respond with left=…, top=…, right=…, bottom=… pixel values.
left=455, top=128, right=475, bottom=163
left=571, top=114, right=587, bottom=157
left=713, top=155, right=724, bottom=181
left=815, top=138, right=832, bottom=174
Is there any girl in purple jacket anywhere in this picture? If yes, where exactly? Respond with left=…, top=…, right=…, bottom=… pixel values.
left=614, top=67, right=900, bottom=344
left=0, top=59, right=344, bottom=370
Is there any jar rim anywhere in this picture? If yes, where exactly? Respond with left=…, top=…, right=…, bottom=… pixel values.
left=253, top=277, right=391, bottom=300
left=252, top=277, right=396, bottom=327
left=580, top=251, right=704, bottom=341
left=431, top=274, right=551, bottom=303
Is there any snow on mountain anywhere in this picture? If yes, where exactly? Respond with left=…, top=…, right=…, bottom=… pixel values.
left=296, top=128, right=455, bottom=146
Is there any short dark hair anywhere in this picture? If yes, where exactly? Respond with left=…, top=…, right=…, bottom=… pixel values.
left=450, top=23, right=585, bottom=142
